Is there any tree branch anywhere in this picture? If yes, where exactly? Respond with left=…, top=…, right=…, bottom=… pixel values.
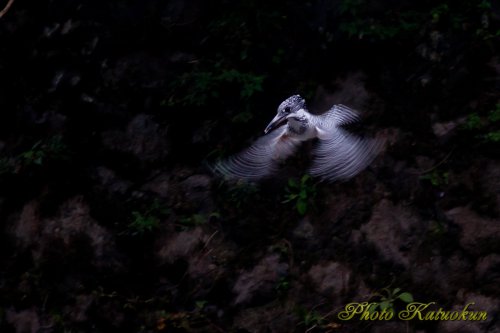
left=0, top=0, right=16, bottom=18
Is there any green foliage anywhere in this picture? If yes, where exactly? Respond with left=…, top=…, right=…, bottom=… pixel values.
left=463, top=103, right=500, bottom=143
left=478, top=0, right=491, bottom=10
left=0, top=135, right=70, bottom=176
left=275, top=277, right=290, bottom=297
left=338, top=0, right=499, bottom=42
left=195, top=300, right=207, bottom=309
left=128, top=200, right=169, bottom=235
left=430, top=4, right=449, bottom=23
left=428, top=219, right=447, bottom=237
left=283, top=175, right=317, bottom=215
left=474, top=0, right=500, bottom=40
left=340, top=19, right=417, bottom=40
left=231, top=109, right=254, bottom=124
left=221, top=69, right=265, bottom=98
left=225, top=181, right=259, bottom=209
left=297, top=307, right=324, bottom=328
left=370, top=288, right=414, bottom=313
left=488, top=103, right=500, bottom=122
left=163, top=4, right=288, bottom=115
left=483, top=104, right=500, bottom=142
left=295, top=305, right=342, bottom=331
left=484, top=131, right=500, bottom=142
left=339, top=0, right=364, bottom=16
left=20, top=147, right=44, bottom=166
left=179, top=213, right=205, bottom=227
left=338, top=0, right=423, bottom=40
left=129, top=211, right=159, bottom=234
left=19, top=135, right=69, bottom=167
left=420, top=169, right=449, bottom=187
left=167, top=67, right=265, bottom=107
left=206, top=5, right=285, bottom=62
left=464, top=112, right=482, bottom=130
left=178, top=212, right=219, bottom=228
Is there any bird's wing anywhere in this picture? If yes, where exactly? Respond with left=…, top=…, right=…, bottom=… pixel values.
left=310, top=128, right=384, bottom=181
left=310, top=105, right=383, bottom=181
left=314, top=104, right=361, bottom=130
left=213, top=126, right=301, bottom=181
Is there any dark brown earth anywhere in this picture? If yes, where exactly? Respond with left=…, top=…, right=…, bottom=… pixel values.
left=0, top=1, right=499, bottom=332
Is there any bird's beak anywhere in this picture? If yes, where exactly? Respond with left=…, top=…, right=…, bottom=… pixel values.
left=264, top=114, right=287, bottom=134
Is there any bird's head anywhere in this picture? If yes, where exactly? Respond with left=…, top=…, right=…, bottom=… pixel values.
left=264, top=95, right=306, bottom=134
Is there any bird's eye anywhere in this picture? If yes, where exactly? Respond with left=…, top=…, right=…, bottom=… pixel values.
left=284, top=107, right=291, bottom=113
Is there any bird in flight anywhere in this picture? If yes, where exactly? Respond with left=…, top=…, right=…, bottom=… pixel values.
left=214, top=95, right=384, bottom=182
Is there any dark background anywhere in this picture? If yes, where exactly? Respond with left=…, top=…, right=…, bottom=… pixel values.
left=0, top=0, right=499, bottom=332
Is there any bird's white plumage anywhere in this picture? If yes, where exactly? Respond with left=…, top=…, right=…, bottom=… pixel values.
left=310, top=127, right=383, bottom=181
left=313, top=104, right=361, bottom=131
left=214, top=96, right=384, bottom=182
left=213, top=126, right=301, bottom=181
left=309, top=104, right=383, bottom=181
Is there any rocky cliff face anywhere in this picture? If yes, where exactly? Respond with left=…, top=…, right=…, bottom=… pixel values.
left=0, top=1, right=499, bottom=332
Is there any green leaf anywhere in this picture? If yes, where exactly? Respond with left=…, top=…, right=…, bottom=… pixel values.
left=485, top=131, right=500, bottom=142
left=23, top=151, right=33, bottom=159
left=367, top=303, right=378, bottom=314
left=192, top=214, right=206, bottom=225
left=300, top=174, right=311, bottom=184
left=195, top=300, right=207, bottom=309
left=232, top=111, right=253, bottom=124
left=464, top=113, right=482, bottom=129
left=34, top=157, right=43, bottom=165
left=393, top=288, right=401, bottom=296
left=209, top=211, right=220, bottom=219
left=296, top=199, right=307, bottom=215
left=488, top=105, right=500, bottom=122
left=282, top=193, right=298, bottom=203
left=478, top=0, right=491, bottom=9
left=288, top=178, right=298, bottom=188
left=380, top=301, right=391, bottom=310
left=398, top=292, right=414, bottom=303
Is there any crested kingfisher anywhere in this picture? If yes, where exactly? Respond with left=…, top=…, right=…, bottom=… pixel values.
left=214, top=95, right=384, bottom=182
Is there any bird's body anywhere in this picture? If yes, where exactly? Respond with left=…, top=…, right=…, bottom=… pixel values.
left=214, top=95, right=384, bottom=182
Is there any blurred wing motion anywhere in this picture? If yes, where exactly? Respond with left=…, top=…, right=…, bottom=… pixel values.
left=314, top=104, right=361, bottom=129
left=310, top=105, right=384, bottom=181
left=213, top=126, right=301, bottom=181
